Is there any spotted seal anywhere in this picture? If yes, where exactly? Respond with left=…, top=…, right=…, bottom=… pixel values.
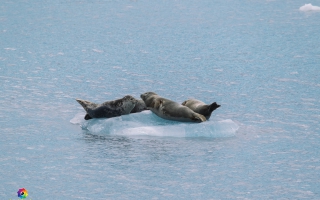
left=182, top=99, right=220, bottom=120
left=130, top=99, right=148, bottom=113
left=76, top=95, right=137, bottom=120
left=140, top=92, right=206, bottom=123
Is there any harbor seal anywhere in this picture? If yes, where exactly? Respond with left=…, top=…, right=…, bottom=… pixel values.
left=76, top=95, right=137, bottom=120
left=130, top=99, right=148, bottom=113
left=182, top=99, right=220, bottom=120
left=140, top=92, right=206, bottom=123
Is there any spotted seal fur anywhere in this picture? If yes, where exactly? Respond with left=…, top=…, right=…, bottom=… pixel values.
left=130, top=99, right=148, bottom=113
left=76, top=95, right=137, bottom=120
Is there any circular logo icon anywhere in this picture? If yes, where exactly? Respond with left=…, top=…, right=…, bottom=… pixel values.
left=17, top=188, right=28, bottom=199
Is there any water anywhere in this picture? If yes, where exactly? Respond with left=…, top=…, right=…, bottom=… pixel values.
left=1, top=0, right=320, bottom=199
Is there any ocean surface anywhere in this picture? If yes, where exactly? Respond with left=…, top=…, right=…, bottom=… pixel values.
left=1, top=0, right=320, bottom=199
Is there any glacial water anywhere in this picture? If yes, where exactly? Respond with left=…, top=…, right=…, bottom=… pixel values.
left=1, top=0, right=320, bottom=199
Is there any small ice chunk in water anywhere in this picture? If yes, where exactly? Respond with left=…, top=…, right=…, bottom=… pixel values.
left=299, top=4, right=320, bottom=11
left=71, top=111, right=239, bottom=138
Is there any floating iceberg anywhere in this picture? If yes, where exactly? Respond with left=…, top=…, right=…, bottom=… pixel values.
left=299, top=3, right=320, bottom=11
left=70, top=111, right=239, bottom=138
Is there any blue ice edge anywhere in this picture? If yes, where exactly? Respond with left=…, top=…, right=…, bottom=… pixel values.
left=70, top=111, right=239, bottom=138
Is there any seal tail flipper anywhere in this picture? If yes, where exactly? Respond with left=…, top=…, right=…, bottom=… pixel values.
left=209, top=102, right=221, bottom=112
left=76, top=99, right=92, bottom=110
left=193, top=113, right=207, bottom=123
left=76, top=99, right=96, bottom=120
left=76, top=99, right=86, bottom=110
left=84, top=114, right=92, bottom=120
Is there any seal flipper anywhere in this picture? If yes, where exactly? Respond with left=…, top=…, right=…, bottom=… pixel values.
left=209, top=102, right=221, bottom=112
left=76, top=99, right=98, bottom=119
left=153, top=99, right=162, bottom=109
left=76, top=99, right=97, bottom=111
left=84, top=114, right=92, bottom=120
left=192, top=113, right=207, bottom=123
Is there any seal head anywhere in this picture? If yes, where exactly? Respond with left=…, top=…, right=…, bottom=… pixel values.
left=130, top=99, right=148, bottom=113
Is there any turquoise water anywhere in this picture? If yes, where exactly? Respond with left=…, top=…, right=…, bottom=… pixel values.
left=1, top=0, right=320, bottom=199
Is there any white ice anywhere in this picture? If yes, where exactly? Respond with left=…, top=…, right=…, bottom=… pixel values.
left=299, top=3, right=320, bottom=11
left=70, top=111, right=239, bottom=138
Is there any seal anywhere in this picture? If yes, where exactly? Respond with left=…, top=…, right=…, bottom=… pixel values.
left=140, top=92, right=207, bottom=123
left=182, top=99, right=220, bottom=120
left=76, top=95, right=137, bottom=120
left=130, top=99, right=148, bottom=113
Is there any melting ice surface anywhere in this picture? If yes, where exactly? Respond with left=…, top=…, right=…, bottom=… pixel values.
left=71, top=111, right=239, bottom=138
